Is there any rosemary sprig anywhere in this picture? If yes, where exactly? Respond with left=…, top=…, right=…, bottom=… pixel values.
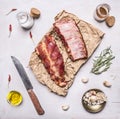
left=91, top=46, right=115, bottom=75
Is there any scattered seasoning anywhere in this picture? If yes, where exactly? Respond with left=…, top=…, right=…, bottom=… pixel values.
left=91, top=47, right=115, bottom=75
left=6, top=8, right=17, bottom=15
left=8, top=74, right=11, bottom=88
left=29, top=31, right=35, bottom=44
left=110, top=74, right=117, bottom=80
left=8, top=24, right=12, bottom=38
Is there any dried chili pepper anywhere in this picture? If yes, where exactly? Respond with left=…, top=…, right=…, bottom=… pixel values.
left=6, top=8, right=17, bottom=15
left=8, top=24, right=12, bottom=38
left=8, top=74, right=11, bottom=88
left=29, top=31, right=35, bottom=44
left=29, top=31, right=33, bottom=39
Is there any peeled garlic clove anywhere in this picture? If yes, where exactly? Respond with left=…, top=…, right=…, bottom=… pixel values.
left=85, top=92, right=91, bottom=98
left=62, top=105, right=70, bottom=111
left=103, top=81, right=112, bottom=87
left=90, top=90, right=96, bottom=95
left=81, top=77, right=89, bottom=83
left=90, top=95, right=97, bottom=103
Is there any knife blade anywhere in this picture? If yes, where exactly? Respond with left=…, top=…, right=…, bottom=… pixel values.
left=11, top=56, right=45, bottom=115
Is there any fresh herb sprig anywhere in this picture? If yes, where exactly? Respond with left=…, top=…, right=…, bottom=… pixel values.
left=91, top=46, right=115, bottom=75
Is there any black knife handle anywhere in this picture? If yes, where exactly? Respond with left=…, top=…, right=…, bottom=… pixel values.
left=28, top=89, right=45, bottom=115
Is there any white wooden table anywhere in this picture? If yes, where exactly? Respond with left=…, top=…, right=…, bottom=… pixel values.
left=0, top=0, right=120, bottom=119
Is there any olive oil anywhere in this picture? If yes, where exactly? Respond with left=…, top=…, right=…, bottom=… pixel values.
left=7, top=90, right=23, bottom=106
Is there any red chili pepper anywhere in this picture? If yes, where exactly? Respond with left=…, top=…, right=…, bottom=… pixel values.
left=6, top=8, right=17, bottom=15
left=8, top=74, right=11, bottom=88
left=29, top=31, right=33, bottom=39
left=8, top=74, right=11, bottom=82
left=8, top=24, right=12, bottom=38
left=29, top=31, right=35, bottom=44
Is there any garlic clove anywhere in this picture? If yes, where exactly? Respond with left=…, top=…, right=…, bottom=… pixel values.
left=62, top=105, right=70, bottom=111
left=90, top=95, right=97, bottom=103
left=81, top=77, right=89, bottom=83
left=103, top=81, right=112, bottom=87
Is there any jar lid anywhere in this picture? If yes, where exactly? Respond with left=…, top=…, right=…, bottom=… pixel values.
left=6, top=90, right=23, bottom=106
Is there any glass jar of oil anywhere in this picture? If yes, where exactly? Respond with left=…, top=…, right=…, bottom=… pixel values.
left=7, top=90, right=23, bottom=106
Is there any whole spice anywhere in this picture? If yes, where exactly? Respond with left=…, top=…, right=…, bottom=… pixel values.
left=6, top=8, right=17, bottom=15
left=8, top=24, right=12, bottom=38
left=8, top=74, right=11, bottom=88
left=91, top=47, right=115, bottom=75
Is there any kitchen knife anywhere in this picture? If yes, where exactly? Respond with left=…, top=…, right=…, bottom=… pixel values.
left=11, top=56, right=45, bottom=115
